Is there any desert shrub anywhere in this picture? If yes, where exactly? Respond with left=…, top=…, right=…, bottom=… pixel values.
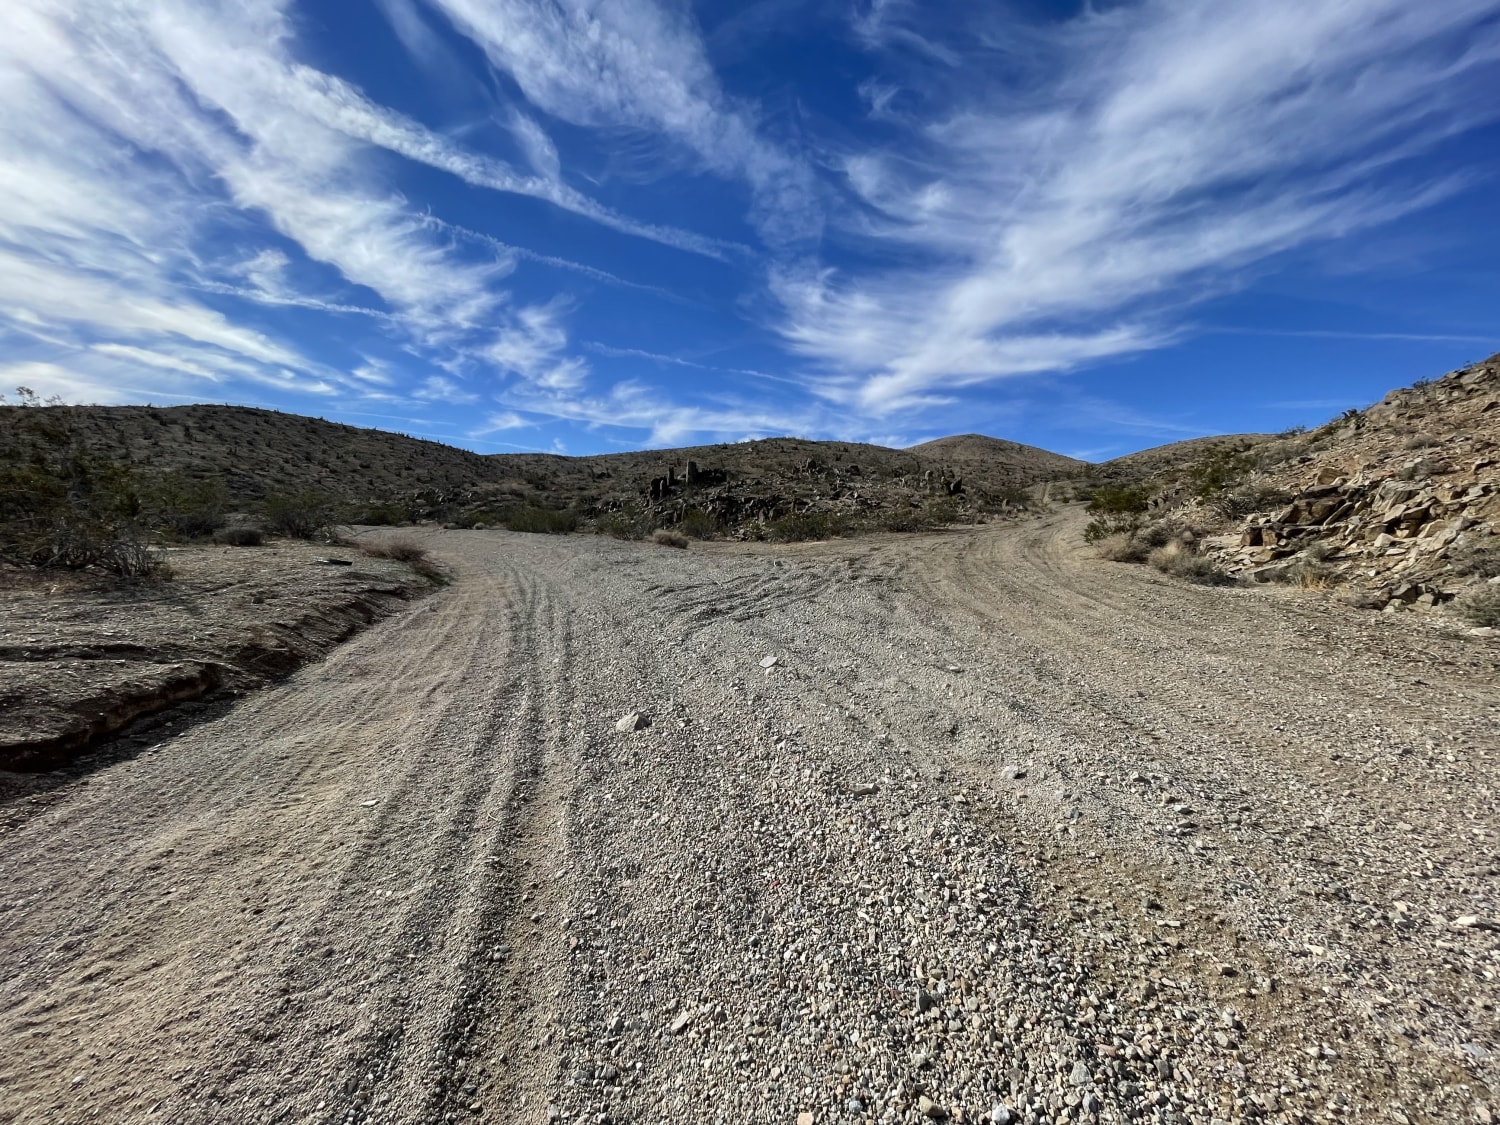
left=1095, top=517, right=1182, bottom=561
left=1455, top=584, right=1500, bottom=627
left=1083, top=484, right=1153, bottom=541
left=767, top=511, right=847, bottom=542
left=1450, top=543, right=1500, bottom=579
left=1083, top=514, right=1141, bottom=542
left=346, top=498, right=417, bottom=525
left=1086, top=484, right=1153, bottom=516
left=263, top=490, right=335, bottom=539
left=503, top=505, right=578, bottom=534
left=926, top=499, right=962, bottom=525
left=104, top=535, right=172, bottom=578
left=1267, top=558, right=1336, bottom=589
left=145, top=472, right=228, bottom=538
left=1147, top=541, right=1233, bottom=585
left=214, top=526, right=265, bottom=547
left=1208, top=483, right=1293, bottom=522
left=595, top=512, right=651, bottom=540
left=651, top=528, right=689, bottom=548
left=875, top=507, right=931, bottom=533
left=989, top=483, right=1033, bottom=507
left=0, top=395, right=169, bottom=577
left=678, top=509, right=719, bottom=540
left=406, top=555, right=449, bottom=583
left=1097, top=532, right=1149, bottom=563
left=1185, top=447, right=1255, bottom=499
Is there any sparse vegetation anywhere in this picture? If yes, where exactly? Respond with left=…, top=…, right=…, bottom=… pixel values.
left=1146, top=541, right=1233, bottom=585
left=766, top=511, right=848, bottom=542
left=875, top=507, right=933, bottom=533
left=1451, top=543, right=1500, bottom=578
left=346, top=498, right=419, bottom=526
left=359, top=536, right=448, bottom=582
left=678, top=509, right=719, bottom=540
left=1184, top=446, right=1254, bottom=500
left=1455, top=584, right=1500, bottom=627
left=1096, top=517, right=1186, bottom=562
left=145, top=472, right=228, bottom=538
left=263, top=490, right=335, bottom=540
left=359, top=537, right=428, bottom=563
left=1269, top=557, right=1337, bottom=589
left=0, top=388, right=170, bottom=577
left=1083, top=484, right=1153, bottom=541
left=595, top=511, right=652, bottom=540
left=502, top=505, right=578, bottom=534
left=1207, top=483, right=1292, bottom=521
left=650, top=528, right=689, bottom=548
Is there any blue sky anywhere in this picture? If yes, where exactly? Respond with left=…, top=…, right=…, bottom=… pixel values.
left=2, top=0, right=1498, bottom=460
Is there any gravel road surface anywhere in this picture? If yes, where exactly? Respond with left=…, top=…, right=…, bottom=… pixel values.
left=2, top=510, right=1496, bottom=1125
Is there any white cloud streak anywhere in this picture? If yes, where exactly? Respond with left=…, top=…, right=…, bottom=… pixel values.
left=784, top=0, right=1500, bottom=412
left=421, top=0, right=821, bottom=245
left=0, top=0, right=731, bottom=410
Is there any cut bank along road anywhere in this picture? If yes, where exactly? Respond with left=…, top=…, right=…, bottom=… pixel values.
left=1, top=511, right=1495, bottom=1125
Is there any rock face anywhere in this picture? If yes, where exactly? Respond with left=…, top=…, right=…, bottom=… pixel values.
left=1200, top=355, right=1500, bottom=608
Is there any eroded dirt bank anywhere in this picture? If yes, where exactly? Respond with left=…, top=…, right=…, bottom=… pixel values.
left=0, top=512, right=1495, bottom=1125
left=0, top=543, right=430, bottom=772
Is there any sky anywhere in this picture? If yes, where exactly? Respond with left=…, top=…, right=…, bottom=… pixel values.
left=1, top=0, right=1498, bottom=461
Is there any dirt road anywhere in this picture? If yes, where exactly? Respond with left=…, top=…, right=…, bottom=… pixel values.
left=2, top=510, right=1496, bottom=1125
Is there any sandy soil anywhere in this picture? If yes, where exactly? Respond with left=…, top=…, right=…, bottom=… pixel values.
left=0, top=510, right=1495, bottom=1125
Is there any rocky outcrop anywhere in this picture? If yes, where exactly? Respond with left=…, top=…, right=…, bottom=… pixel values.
left=1200, top=355, right=1500, bottom=610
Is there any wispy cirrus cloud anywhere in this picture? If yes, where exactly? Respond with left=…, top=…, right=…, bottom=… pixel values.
left=421, top=0, right=822, bottom=246
left=0, top=0, right=728, bottom=413
left=783, top=0, right=1500, bottom=413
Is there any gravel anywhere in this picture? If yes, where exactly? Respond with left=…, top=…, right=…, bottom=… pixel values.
left=0, top=509, right=1496, bottom=1125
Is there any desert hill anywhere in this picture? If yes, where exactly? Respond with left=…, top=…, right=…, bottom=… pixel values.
left=0, top=404, right=1079, bottom=535
left=1098, top=433, right=1276, bottom=478
left=1090, top=353, right=1500, bottom=615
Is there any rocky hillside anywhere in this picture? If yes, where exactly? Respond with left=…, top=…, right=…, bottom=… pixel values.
left=0, top=403, right=1082, bottom=537
left=1190, top=356, right=1500, bottom=610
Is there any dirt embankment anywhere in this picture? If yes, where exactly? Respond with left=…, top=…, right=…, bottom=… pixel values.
left=0, top=515, right=1495, bottom=1125
left=0, top=541, right=432, bottom=772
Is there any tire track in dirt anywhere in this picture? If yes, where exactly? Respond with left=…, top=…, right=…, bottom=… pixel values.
left=2, top=521, right=1495, bottom=1125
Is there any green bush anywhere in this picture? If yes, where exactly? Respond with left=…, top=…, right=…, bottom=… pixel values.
left=145, top=472, right=228, bottom=538
left=1086, top=484, right=1153, bottom=516
left=345, top=498, right=417, bottom=526
left=595, top=512, right=651, bottom=540
left=0, top=395, right=168, bottom=576
left=263, top=490, right=335, bottom=539
left=1084, top=514, right=1143, bottom=542
left=678, top=509, right=719, bottom=540
left=1184, top=448, right=1254, bottom=499
left=767, top=511, right=847, bottom=542
left=503, top=505, right=578, bottom=534
left=1209, top=483, right=1292, bottom=521
left=875, top=507, right=931, bottom=533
